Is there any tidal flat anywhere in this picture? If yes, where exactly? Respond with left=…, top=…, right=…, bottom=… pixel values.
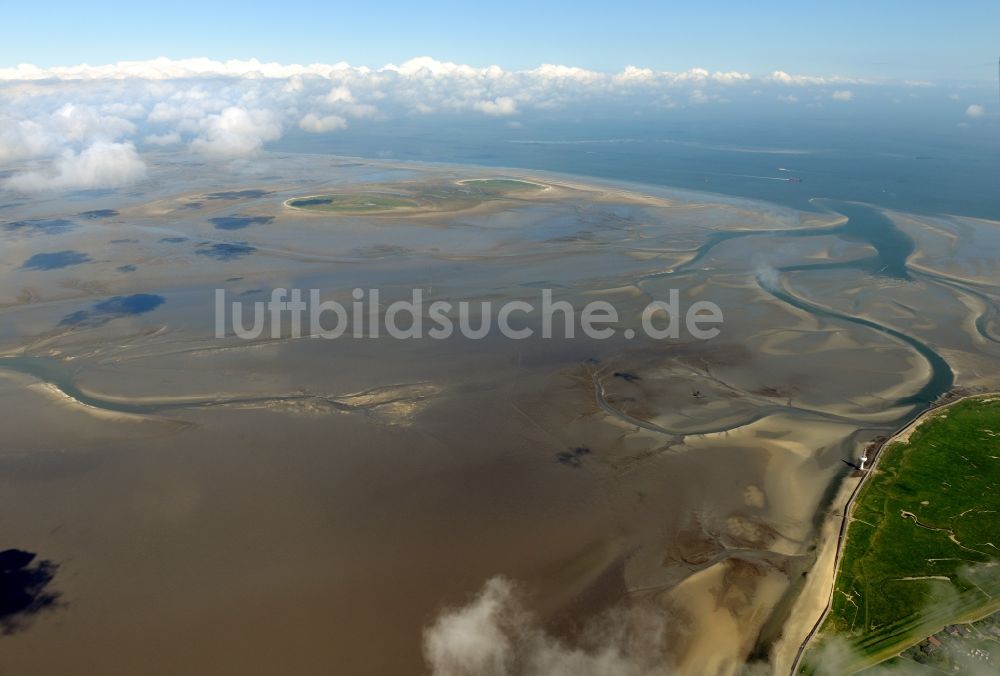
left=1, top=153, right=998, bottom=674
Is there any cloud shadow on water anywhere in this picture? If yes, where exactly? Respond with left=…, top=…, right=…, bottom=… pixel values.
left=555, top=446, right=591, bottom=468
left=0, top=549, right=60, bottom=635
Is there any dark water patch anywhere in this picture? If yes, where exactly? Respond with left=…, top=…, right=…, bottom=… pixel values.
left=159, top=236, right=188, bottom=243
left=60, top=293, right=166, bottom=327
left=3, top=218, right=76, bottom=236
left=205, top=189, right=271, bottom=200
left=21, top=250, right=92, bottom=270
left=196, top=242, right=257, bottom=261
left=225, top=276, right=244, bottom=282
left=184, top=202, right=204, bottom=210
left=0, top=549, right=59, bottom=635
left=117, top=264, right=137, bottom=273
left=110, top=238, right=139, bottom=244
left=239, top=289, right=264, bottom=296
left=209, top=215, right=274, bottom=230
left=78, top=209, right=119, bottom=219
left=555, top=446, right=591, bottom=468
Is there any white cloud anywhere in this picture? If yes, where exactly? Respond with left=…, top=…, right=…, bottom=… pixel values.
left=144, top=131, right=181, bottom=146
left=4, top=141, right=147, bottom=191
left=765, top=70, right=866, bottom=86
left=613, top=65, right=655, bottom=84
left=0, top=56, right=877, bottom=101
left=965, top=104, right=985, bottom=118
left=0, top=117, right=56, bottom=163
left=709, top=70, right=752, bottom=85
left=423, top=577, right=672, bottom=676
left=298, top=113, right=347, bottom=133
left=190, top=106, right=282, bottom=157
left=50, top=103, right=136, bottom=141
left=528, top=64, right=603, bottom=83
left=325, top=85, right=355, bottom=104
left=0, top=57, right=350, bottom=81
left=0, top=56, right=910, bottom=177
left=831, top=89, right=853, bottom=101
left=382, top=56, right=503, bottom=79
left=669, top=67, right=751, bottom=85
left=424, top=578, right=518, bottom=675
left=473, top=96, right=518, bottom=116
left=340, top=102, right=380, bottom=119
left=689, top=89, right=710, bottom=104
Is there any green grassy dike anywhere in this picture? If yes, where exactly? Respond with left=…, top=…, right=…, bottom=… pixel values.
left=803, top=396, right=1000, bottom=673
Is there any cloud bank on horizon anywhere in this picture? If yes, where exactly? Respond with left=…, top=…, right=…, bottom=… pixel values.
left=0, top=56, right=989, bottom=192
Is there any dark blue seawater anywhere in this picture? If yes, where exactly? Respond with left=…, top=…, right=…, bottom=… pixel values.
left=272, top=103, right=1000, bottom=220
left=196, top=242, right=257, bottom=260
left=210, top=215, right=274, bottom=231
left=59, top=293, right=166, bottom=327
left=21, top=250, right=92, bottom=270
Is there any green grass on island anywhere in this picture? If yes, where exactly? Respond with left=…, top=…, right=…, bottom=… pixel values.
left=803, top=397, right=1000, bottom=673
left=286, top=178, right=545, bottom=214
left=285, top=193, right=419, bottom=212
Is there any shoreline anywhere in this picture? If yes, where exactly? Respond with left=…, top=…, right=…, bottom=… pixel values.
left=282, top=177, right=552, bottom=216
left=255, top=147, right=837, bottom=222
left=784, top=390, right=1000, bottom=675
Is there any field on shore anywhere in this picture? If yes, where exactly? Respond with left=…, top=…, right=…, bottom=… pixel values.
left=803, top=397, right=1000, bottom=673
left=284, top=177, right=546, bottom=214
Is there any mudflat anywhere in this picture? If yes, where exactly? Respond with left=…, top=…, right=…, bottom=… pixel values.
left=2, top=153, right=998, bottom=674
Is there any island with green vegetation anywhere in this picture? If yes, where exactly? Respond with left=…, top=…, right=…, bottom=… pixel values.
left=285, top=177, right=546, bottom=215
left=801, top=396, right=1000, bottom=673
left=285, top=193, right=418, bottom=212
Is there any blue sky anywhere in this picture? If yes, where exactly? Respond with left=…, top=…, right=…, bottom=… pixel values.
left=4, top=1, right=999, bottom=83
